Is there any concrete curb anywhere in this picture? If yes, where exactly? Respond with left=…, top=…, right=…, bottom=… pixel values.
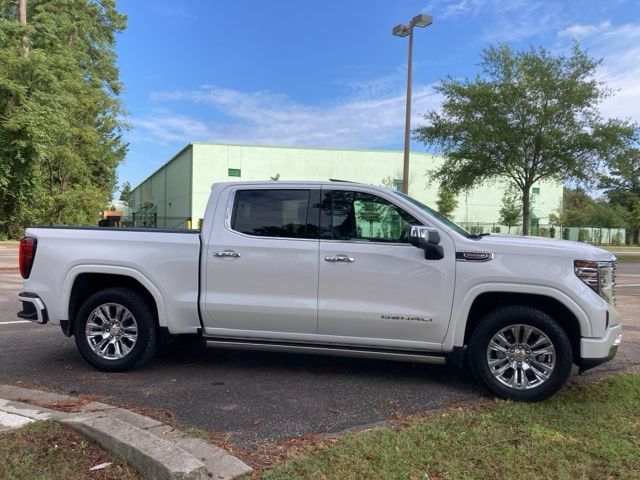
left=63, top=413, right=209, bottom=480
left=0, top=384, right=252, bottom=480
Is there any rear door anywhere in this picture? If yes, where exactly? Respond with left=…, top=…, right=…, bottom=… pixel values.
left=202, top=186, right=320, bottom=336
left=317, top=188, right=455, bottom=349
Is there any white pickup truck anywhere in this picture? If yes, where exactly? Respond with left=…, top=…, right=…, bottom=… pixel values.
left=17, top=180, right=621, bottom=401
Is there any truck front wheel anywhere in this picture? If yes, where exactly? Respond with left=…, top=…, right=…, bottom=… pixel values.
left=468, top=305, right=573, bottom=401
left=74, top=287, right=158, bottom=372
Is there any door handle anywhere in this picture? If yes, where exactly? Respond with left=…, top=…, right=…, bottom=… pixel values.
left=212, top=250, right=240, bottom=258
left=324, top=255, right=355, bottom=263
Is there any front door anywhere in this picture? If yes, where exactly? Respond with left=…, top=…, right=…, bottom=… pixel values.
left=202, top=187, right=320, bottom=336
left=317, top=189, right=455, bottom=349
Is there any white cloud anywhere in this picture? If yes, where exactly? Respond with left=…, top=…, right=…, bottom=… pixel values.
left=132, top=114, right=210, bottom=145
left=559, top=22, right=640, bottom=124
left=134, top=80, right=442, bottom=148
left=424, top=0, right=492, bottom=19
left=558, top=21, right=612, bottom=38
left=423, top=0, right=565, bottom=42
left=153, top=5, right=197, bottom=20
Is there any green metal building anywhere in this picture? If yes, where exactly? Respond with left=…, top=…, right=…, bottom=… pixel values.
left=129, top=143, right=563, bottom=232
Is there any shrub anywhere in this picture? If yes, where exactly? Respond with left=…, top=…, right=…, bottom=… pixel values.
left=579, top=228, right=591, bottom=243
left=611, top=232, right=622, bottom=246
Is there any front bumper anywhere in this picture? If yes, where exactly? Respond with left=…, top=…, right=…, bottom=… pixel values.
left=17, top=292, right=49, bottom=324
left=577, top=323, right=622, bottom=372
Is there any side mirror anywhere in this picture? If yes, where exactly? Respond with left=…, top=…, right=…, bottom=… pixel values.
left=409, top=226, right=444, bottom=260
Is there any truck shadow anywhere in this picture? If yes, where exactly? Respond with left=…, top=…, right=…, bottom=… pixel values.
left=155, top=335, right=481, bottom=393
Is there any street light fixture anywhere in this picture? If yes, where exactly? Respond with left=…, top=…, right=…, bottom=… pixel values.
left=393, top=13, right=433, bottom=194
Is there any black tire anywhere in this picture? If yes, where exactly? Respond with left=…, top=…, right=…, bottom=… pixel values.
left=74, top=287, right=158, bottom=372
left=468, top=305, right=573, bottom=402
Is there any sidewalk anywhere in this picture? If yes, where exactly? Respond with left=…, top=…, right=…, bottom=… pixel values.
left=0, top=385, right=252, bottom=480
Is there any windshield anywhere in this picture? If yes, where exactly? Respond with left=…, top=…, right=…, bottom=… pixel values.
left=391, top=190, right=472, bottom=237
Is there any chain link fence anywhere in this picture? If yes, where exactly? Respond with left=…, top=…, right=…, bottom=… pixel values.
left=459, top=222, right=626, bottom=246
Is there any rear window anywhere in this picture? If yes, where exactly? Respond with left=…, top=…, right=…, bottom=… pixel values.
left=231, top=189, right=311, bottom=239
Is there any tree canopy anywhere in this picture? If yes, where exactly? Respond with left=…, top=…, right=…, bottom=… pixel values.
left=0, top=0, right=127, bottom=237
left=559, top=187, right=626, bottom=229
left=600, top=146, right=640, bottom=213
left=415, top=43, right=635, bottom=235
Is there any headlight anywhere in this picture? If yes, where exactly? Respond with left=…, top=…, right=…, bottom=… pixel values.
left=574, top=259, right=616, bottom=305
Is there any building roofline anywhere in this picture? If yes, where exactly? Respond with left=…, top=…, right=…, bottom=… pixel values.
left=190, top=141, right=435, bottom=156
left=131, top=143, right=194, bottom=193
left=131, top=142, right=436, bottom=192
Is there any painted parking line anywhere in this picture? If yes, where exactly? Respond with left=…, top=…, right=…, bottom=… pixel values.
left=0, top=320, right=31, bottom=325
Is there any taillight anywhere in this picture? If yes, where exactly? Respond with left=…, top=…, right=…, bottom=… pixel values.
left=19, top=237, right=37, bottom=279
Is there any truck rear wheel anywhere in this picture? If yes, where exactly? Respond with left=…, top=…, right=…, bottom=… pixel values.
left=468, top=305, right=573, bottom=401
left=74, top=287, right=158, bottom=372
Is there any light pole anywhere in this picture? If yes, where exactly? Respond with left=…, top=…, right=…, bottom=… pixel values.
left=393, top=13, right=432, bottom=194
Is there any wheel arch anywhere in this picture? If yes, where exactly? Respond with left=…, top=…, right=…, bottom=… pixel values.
left=63, top=266, right=166, bottom=336
left=462, top=291, right=583, bottom=362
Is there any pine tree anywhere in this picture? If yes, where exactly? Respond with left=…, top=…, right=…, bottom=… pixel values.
left=436, top=184, right=458, bottom=220
left=119, top=181, right=132, bottom=203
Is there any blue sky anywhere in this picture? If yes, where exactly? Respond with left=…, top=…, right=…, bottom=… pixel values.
left=116, top=0, right=640, bottom=187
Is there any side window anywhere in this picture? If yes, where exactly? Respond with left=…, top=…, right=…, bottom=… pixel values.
left=320, top=191, right=420, bottom=242
left=231, top=189, right=311, bottom=239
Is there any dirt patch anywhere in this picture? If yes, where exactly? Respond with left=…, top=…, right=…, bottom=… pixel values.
left=16, top=394, right=102, bottom=413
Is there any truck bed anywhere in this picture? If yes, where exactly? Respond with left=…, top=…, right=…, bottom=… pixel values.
left=22, top=226, right=202, bottom=334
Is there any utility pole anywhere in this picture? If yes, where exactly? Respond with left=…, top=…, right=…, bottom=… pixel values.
left=392, top=13, right=433, bottom=194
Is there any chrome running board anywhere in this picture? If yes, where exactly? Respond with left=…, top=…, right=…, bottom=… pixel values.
left=204, top=338, right=446, bottom=365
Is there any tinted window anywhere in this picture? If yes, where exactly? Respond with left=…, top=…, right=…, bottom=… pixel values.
left=320, top=191, right=420, bottom=242
left=391, top=190, right=470, bottom=237
left=232, top=190, right=311, bottom=239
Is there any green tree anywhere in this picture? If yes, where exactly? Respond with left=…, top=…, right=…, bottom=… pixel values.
left=0, top=0, right=128, bottom=237
left=415, top=43, right=635, bottom=235
left=436, top=184, right=457, bottom=220
left=589, top=200, right=626, bottom=228
left=561, top=187, right=595, bottom=226
left=119, top=181, right=132, bottom=203
left=498, top=187, right=522, bottom=233
left=600, top=145, right=640, bottom=242
left=357, top=201, right=382, bottom=237
left=600, top=147, right=640, bottom=209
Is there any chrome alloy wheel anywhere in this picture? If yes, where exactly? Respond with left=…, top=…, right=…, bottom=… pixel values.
left=85, top=303, right=138, bottom=360
left=486, top=324, right=556, bottom=390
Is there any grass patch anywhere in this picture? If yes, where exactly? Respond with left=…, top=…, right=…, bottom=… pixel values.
left=0, top=240, right=18, bottom=248
left=615, top=255, right=640, bottom=262
left=260, top=374, right=640, bottom=480
left=0, top=420, right=143, bottom=480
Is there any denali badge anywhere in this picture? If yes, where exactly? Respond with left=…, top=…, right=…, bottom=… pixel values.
left=456, top=251, right=494, bottom=262
left=381, top=315, right=432, bottom=322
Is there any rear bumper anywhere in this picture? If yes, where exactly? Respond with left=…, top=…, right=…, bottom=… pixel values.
left=17, top=292, right=49, bottom=324
left=577, top=323, right=622, bottom=372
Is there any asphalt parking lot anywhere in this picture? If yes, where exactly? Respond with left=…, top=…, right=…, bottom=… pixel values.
left=1, top=247, right=639, bottom=447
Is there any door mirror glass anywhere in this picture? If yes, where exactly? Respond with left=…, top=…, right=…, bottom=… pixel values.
left=409, top=226, right=444, bottom=260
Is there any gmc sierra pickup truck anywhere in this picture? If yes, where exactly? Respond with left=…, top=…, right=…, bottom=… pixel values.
left=17, top=180, right=621, bottom=401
